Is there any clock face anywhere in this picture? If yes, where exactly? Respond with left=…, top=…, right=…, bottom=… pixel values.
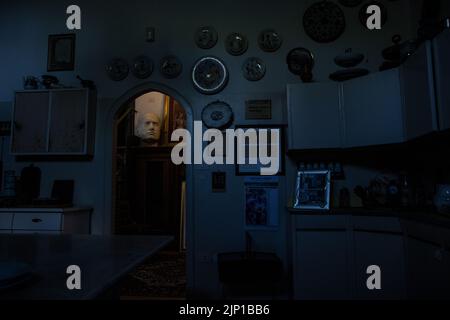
left=132, top=55, right=153, bottom=79
left=106, top=58, right=129, bottom=81
left=160, top=55, right=182, bottom=79
left=192, top=56, right=228, bottom=95
left=242, top=57, right=266, bottom=81
left=303, top=1, right=346, bottom=43
left=201, top=101, right=233, bottom=129
left=194, top=26, right=218, bottom=49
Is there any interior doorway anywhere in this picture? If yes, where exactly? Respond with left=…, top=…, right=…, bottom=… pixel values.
left=112, top=90, right=188, bottom=299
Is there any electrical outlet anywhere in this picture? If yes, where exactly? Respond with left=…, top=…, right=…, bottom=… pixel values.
left=146, top=27, right=155, bottom=42
left=199, top=254, right=213, bottom=264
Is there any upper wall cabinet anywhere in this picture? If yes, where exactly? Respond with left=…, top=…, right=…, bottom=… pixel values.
left=287, top=83, right=342, bottom=150
left=342, top=69, right=405, bottom=148
left=400, top=42, right=438, bottom=140
left=11, top=89, right=96, bottom=157
left=432, top=29, right=450, bottom=131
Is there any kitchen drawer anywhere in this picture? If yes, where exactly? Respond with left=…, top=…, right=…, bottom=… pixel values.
left=0, top=213, right=14, bottom=229
left=12, top=213, right=62, bottom=231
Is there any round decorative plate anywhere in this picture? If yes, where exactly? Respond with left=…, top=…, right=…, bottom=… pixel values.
left=194, top=26, right=218, bottom=49
left=131, top=55, right=153, bottom=79
left=192, top=56, right=228, bottom=95
left=160, top=55, right=182, bottom=79
left=258, top=29, right=283, bottom=52
left=106, top=58, right=129, bottom=81
left=242, top=57, right=266, bottom=81
left=303, top=1, right=346, bottom=43
left=225, top=32, right=248, bottom=56
left=359, top=1, right=387, bottom=28
left=201, top=101, right=234, bottom=129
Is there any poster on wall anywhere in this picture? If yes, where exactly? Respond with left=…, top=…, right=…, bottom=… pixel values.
left=244, top=177, right=279, bottom=230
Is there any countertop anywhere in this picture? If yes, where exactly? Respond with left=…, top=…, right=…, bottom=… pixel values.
left=288, top=207, right=450, bottom=229
left=0, top=234, right=173, bottom=300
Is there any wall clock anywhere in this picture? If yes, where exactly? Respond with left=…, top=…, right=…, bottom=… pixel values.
left=303, top=1, right=346, bottom=43
left=242, top=57, right=266, bottom=81
left=195, top=26, right=218, bottom=49
left=131, top=55, right=153, bottom=79
left=192, top=56, right=228, bottom=95
left=258, top=29, right=283, bottom=52
left=201, top=101, right=234, bottom=129
left=225, top=32, right=248, bottom=56
left=160, top=55, right=182, bottom=79
left=106, top=58, right=129, bottom=81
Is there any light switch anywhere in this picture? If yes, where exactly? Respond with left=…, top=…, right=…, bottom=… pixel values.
left=146, top=27, right=155, bottom=42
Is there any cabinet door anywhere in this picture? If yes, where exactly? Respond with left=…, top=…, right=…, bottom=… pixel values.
left=294, top=230, right=350, bottom=300
left=12, top=91, right=49, bottom=153
left=342, top=69, right=405, bottom=148
left=287, top=83, right=342, bottom=150
left=401, top=42, right=438, bottom=140
left=49, top=90, right=87, bottom=153
left=353, top=231, right=406, bottom=300
left=433, top=30, right=450, bottom=131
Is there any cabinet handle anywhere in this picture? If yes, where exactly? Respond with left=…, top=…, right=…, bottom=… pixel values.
left=32, top=218, right=43, bottom=223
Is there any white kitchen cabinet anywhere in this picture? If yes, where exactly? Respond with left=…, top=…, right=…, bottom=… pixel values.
left=0, top=207, right=92, bottom=234
left=287, top=83, right=343, bottom=150
left=342, top=69, right=405, bottom=148
left=400, top=42, right=438, bottom=140
left=432, top=29, right=450, bottom=131
left=293, top=215, right=350, bottom=300
left=11, top=88, right=96, bottom=156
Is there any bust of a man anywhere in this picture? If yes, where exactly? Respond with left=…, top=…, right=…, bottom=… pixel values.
left=135, top=112, right=162, bottom=146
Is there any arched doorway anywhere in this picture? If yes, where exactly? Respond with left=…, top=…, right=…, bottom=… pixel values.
left=103, top=82, right=195, bottom=298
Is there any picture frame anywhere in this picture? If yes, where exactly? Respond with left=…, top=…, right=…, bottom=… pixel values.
left=235, top=125, right=285, bottom=176
left=47, top=34, right=76, bottom=71
left=293, top=170, right=331, bottom=211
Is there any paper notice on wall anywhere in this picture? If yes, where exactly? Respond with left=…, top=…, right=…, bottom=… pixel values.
left=244, top=177, right=279, bottom=230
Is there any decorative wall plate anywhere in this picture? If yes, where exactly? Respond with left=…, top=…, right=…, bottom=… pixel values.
left=131, top=55, right=153, bottom=79
left=106, top=58, right=129, bottom=81
left=242, top=57, right=266, bottom=81
left=195, top=26, right=218, bottom=49
left=360, top=1, right=388, bottom=28
left=258, top=29, right=283, bottom=52
left=303, top=1, right=346, bottom=43
left=225, top=32, right=248, bottom=56
left=192, top=56, right=228, bottom=95
left=201, top=101, right=234, bottom=129
left=159, top=55, right=182, bottom=79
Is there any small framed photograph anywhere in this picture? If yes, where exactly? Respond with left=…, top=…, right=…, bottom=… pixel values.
left=47, top=34, right=76, bottom=71
left=293, top=170, right=331, bottom=211
left=235, top=125, right=285, bottom=176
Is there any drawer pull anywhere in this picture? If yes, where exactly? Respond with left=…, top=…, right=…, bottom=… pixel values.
left=32, top=218, right=43, bottom=223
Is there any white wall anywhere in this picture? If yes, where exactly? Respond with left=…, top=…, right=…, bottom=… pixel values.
left=0, top=0, right=417, bottom=297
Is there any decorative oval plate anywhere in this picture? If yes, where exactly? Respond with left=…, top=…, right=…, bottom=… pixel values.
left=131, top=55, right=153, bottom=79
left=201, top=101, right=234, bottom=129
left=225, top=32, right=248, bottom=56
left=242, top=57, right=266, bottom=81
left=160, top=55, right=182, bottom=79
left=195, top=26, right=218, bottom=49
left=106, top=58, right=129, bottom=81
left=258, top=29, right=283, bottom=52
left=192, top=56, right=228, bottom=95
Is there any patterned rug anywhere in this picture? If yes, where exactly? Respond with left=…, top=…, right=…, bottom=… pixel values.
left=119, top=251, right=186, bottom=299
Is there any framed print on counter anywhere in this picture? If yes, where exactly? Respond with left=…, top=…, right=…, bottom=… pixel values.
left=47, top=34, right=76, bottom=71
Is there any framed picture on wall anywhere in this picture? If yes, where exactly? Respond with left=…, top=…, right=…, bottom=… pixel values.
left=47, top=34, right=76, bottom=71
left=235, top=125, right=285, bottom=176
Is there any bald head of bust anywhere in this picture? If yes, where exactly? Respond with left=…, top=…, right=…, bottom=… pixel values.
left=136, top=112, right=162, bottom=146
